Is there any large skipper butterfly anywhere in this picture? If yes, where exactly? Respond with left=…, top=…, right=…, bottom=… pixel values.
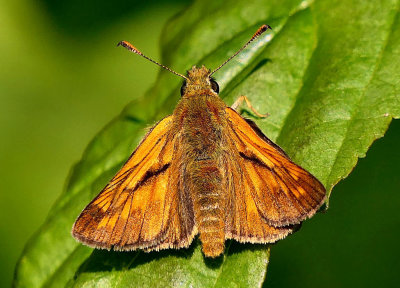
left=72, top=25, right=326, bottom=258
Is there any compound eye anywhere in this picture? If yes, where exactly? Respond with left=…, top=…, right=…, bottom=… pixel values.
left=210, top=78, right=219, bottom=93
left=180, top=81, right=187, bottom=96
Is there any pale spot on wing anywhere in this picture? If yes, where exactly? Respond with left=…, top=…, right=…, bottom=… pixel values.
left=108, top=213, right=120, bottom=229
left=97, top=216, right=109, bottom=229
left=297, top=186, right=307, bottom=197
left=120, top=197, right=131, bottom=220
left=101, top=201, right=111, bottom=212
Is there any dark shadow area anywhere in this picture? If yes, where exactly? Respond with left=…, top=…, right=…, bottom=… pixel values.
left=203, top=250, right=224, bottom=269
left=128, top=240, right=197, bottom=270
left=222, top=222, right=303, bottom=258
left=76, top=233, right=291, bottom=278
left=227, top=240, right=271, bottom=256
left=76, top=236, right=198, bottom=276
left=77, top=250, right=139, bottom=274
left=39, top=0, right=191, bottom=36
left=264, top=119, right=400, bottom=288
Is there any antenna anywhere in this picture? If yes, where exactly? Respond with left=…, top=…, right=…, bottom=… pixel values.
left=210, top=24, right=271, bottom=76
left=117, top=41, right=188, bottom=80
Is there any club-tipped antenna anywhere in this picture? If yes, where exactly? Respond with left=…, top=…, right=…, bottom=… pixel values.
left=117, top=41, right=189, bottom=80
left=210, top=24, right=271, bottom=76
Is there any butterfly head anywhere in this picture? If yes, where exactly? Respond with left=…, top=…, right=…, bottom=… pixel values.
left=180, top=65, right=219, bottom=97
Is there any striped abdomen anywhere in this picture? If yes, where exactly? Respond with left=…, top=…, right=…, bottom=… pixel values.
left=190, top=160, right=225, bottom=257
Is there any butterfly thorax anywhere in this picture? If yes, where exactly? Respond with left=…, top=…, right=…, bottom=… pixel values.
left=172, top=79, right=229, bottom=257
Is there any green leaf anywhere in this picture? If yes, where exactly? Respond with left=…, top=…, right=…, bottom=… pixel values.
left=14, top=0, right=400, bottom=287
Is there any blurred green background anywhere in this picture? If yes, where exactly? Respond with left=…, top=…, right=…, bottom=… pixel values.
left=1, top=0, right=399, bottom=287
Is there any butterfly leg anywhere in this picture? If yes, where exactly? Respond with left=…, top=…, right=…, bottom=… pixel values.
left=231, top=95, right=269, bottom=118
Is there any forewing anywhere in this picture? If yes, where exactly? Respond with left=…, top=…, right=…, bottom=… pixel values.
left=225, top=108, right=326, bottom=227
left=72, top=116, right=195, bottom=251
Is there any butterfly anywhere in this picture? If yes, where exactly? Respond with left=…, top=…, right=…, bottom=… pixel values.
left=72, top=25, right=326, bottom=258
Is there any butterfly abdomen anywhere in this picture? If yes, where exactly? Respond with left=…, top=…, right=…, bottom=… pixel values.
left=177, top=95, right=228, bottom=257
left=190, top=160, right=225, bottom=257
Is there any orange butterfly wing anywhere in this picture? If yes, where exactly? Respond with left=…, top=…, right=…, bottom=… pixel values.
left=72, top=116, right=196, bottom=251
left=225, top=107, right=326, bottom=233
left=224, top=155, right=295, bottom=243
